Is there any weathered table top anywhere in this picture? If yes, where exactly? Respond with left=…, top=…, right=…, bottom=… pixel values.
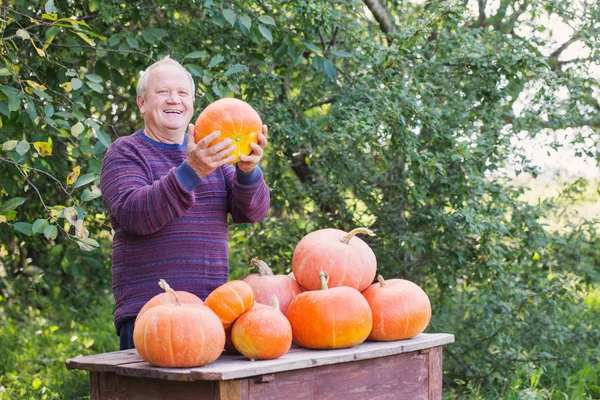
left=66, top=333, right=454, bottom=382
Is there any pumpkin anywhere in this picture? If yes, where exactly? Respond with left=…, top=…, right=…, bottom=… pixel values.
left=362, top=275, right=432, bottom=341
left=224, top=302, right=269, bottom=354
left=286, top=271, right=373, bottom=350
left=133, top=280, right=225, bottom=368
left=135, top=279, right=203, bottom=324
left=243, top=259, right=302, bottom=315
left=204, top=280, right=255, bottom=330
left=194, top=98, right=262, bottom=164
left=292, top=227, right=377, bottom=292
left=231, top=296, right=292, bottom=360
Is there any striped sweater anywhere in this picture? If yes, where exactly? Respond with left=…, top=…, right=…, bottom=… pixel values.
left=99, top=129, right=270, bottom=332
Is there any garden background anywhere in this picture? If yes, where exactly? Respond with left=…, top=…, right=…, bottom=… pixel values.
left=0, top=0, right=599, bottom=398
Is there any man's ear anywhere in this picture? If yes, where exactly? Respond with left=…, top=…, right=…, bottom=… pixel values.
left=136, top=95, right=145, bottom=113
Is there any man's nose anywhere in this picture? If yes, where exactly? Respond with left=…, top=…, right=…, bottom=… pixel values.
left=167, top=90, right=181, bottom=103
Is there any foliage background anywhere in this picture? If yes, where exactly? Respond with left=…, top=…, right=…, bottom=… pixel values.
left=0, top=0, right=599, bottom=398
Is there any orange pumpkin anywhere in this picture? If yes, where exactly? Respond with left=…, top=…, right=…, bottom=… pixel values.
left=204, top=280, right=255, bottom=330
left=133, top=281, right=225, bottom=368
left=224, top=302, right=269, bottom=354
left=135, top=279, right=203, bottom=324
left=292, top=227, right=377, bottom=292
left=243, top=259, right=302, bottom=315
left=194, top=98, right=262, bottom=164
left=232, top=296, right=292, bottom=360
left=362, top=275, right=432, bottom=341
left=287, top=271, right=373, bottom=349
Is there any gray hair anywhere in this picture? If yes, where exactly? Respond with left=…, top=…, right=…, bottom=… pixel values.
left=136, top=56, right=195, bottom=101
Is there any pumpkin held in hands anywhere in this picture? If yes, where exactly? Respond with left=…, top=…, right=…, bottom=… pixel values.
left=243, top=259, right=302, bottom=315
left=194, top=98, right=262, bottom=164
left=204, top=280, right=255, bottom=330
left=231, top=296, right=292, bottom=361
left=362, top=275, right=432, bottom=341
left=133, top=280, right=224, bottom=368
left=292, top=227, right=377, bottom=292
left=287, top=271, right=373, bottom=350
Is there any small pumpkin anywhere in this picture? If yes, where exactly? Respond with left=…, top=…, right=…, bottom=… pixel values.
left=136, top=280, right=203, bottom=324
left=362, top=275, right=432, bottom=341
left=194, top=98, right=262, bottom=164
left=231, top=296, right=292, bottom=361
left=243, top=259, right=302, bottom=315
left=133, top=280, right=225, bottom=368
left=292, top=227, right=377, bottom=292
left=287, top=271, right=373, bottom=350
left=204, top=280, right=255, bottom=330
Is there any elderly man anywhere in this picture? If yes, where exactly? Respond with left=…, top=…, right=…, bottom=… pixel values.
left=99, top=56, right=270, bottom=350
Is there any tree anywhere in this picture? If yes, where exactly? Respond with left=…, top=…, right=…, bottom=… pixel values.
left=0, top=0, right=598, bottom=397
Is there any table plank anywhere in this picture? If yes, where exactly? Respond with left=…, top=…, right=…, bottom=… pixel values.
left=67, top=332, right=454, bottom=382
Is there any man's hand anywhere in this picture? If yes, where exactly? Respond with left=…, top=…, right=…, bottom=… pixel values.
left=237, top=124, right=268, bottom=173
left=186, top=123, right=237, bottom=178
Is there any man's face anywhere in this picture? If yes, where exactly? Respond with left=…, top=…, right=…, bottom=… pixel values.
left=137, top=64, right=194, bottom=135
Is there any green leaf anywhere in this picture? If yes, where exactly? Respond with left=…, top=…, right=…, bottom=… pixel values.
left=89, top=0, right=99, bottom=12
left=125, top=35, right=139, bottom=49
left=32, top=219, right=49, bottom=234
left=303, top=42, right=322, bottom=54
left=183, top=51, right=209, bottom=60
left=224, top=64, right=245, bottom=76
left=185, top=65, right=203, bottom=78
left=208, top=55, right=225, bottom=68
left=0, top=68, right=11, bottom=77
left=1, top=86, right=22, bottom=112
left=76, top=237, right=99, bottom=251
left=13, top=222, right=33, bottom=235
left=85, top=74, right=103, bottom=83
left=71, top=78, right=83, bottom=90
left=1, top=210, right=17, bottom=221
left=239, top=15, right=252, bottom=30
left=323, top=59, right=337, bottom=80
left=86, top=81, right=104, bottom=93
left=212, top=81, right=223, bottom=98
left=16, top=140, right=30, bottom=156
left=45, top=0, right=58, bottom=14
left=16, top=29, right=30, bottom=40
left=96, top=129, right=112, bottom=148
left=222, top=9, right=236, bottom=26
left=43, top=225, right=58, bottom=240
left=0, top=197, right=26, bottom=213
left=330, top=49, right=353, bottom=58
left=44, top=104, right=55, bottom=118
left=71, top=122, right=85, bottom=137
left=72, top=173, right=97, bottom=188
left=258, top=15, right=276, bottom=26
left=258, top=25, right=273, bottom=44
left=2, top=140, right=18, bottom=151
left=81, top=186, right=102, bottom=201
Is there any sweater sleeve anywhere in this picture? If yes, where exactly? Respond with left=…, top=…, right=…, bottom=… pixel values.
left=99, top=141, right=196, bottom=236
left=224, top=165, right=270, bottom=224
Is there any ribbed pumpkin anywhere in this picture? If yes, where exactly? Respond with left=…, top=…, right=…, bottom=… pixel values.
left=204, top=280, right=255, bottom=330
left=133, top=280, right=225, bottom=368
left=194, top=98, right=262, bottom=164
left=292, top=227, right=377, bottom=292
left=135, top=280, right=203, bottom=324
left=224, top=302, right=269, bottom=354
left=287, top=271, right=373, bottom=349
left=232, top=296, right=292, bottom=361
left=362, top=275, right=432, bottom=341
left=243, top=259, right=302, bottom=315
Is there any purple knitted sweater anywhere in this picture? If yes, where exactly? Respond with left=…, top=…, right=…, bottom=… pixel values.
left=99, top=129, right=270, bottom=332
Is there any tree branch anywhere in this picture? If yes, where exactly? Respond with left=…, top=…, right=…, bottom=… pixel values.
left=362, top=0, right=395, bottom=34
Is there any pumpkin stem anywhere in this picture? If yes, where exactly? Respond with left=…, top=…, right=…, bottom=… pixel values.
left=158, top=279, right=181, bottom=306
left=271, top=295, right=280, bottom=311
left=340, top=227, right=376, bottom=244
left=319, top=271, right=330, bottom=290
left=250, top=258, right=274, bottom=276
left=377, top=275, right=386, bottom=287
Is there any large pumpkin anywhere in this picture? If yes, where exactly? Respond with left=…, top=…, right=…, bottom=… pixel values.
left=287, top=271, right=373, bottom=350
left=135, top=279, right=203, bottom=324
left=243, top=259, right=302, bottom=315
left=194, top=98, right=262, bottom=164
left=231, top=296, right=292, bottom=361
left=204, top=280, right=255, bottom=330
left=362, top=275, right=432, bottom=341
left=292, top=227, right=377, bottom=292
left=133, top=281, right=225, bottom=368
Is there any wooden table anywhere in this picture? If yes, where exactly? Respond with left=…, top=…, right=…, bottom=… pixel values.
left=66, top=332, right=454, bottom=400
